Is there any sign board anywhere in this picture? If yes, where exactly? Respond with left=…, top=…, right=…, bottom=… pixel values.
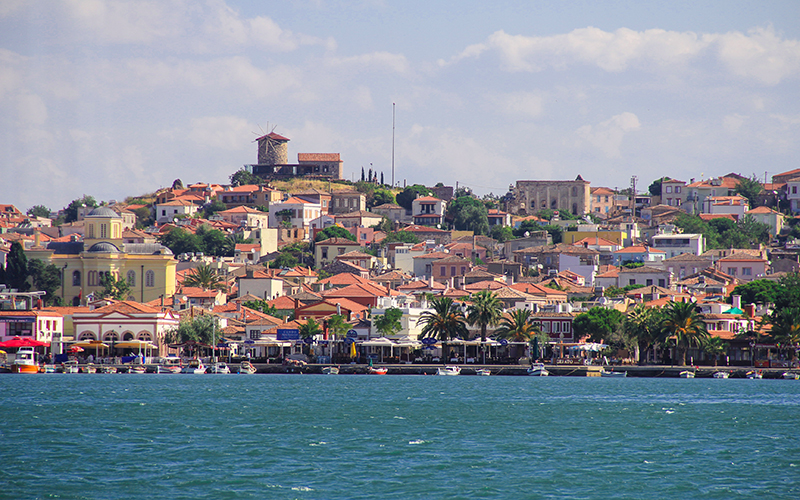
left=347, top=329, right=358, bottom=338
left=303, top=337, right=314, bottom=345
left=421, top=337, right=437, bottom=345
left=277, top=329, right=300, bottom=341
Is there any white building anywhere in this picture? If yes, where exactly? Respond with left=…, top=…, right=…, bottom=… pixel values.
left=154, top=199, right=199, bottom=223
left=268, top=196, right=322, bottom=231
left=651, top=233, right=704, bottom=258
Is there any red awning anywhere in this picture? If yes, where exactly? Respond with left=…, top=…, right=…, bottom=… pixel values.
left=0, top=337, right=50, bottom=347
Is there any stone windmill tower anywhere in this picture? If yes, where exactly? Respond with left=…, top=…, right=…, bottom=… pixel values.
left=256, top=131, right=289, bottom=166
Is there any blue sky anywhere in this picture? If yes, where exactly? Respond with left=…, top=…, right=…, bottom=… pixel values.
left=1, top=0, right=799, bottom=212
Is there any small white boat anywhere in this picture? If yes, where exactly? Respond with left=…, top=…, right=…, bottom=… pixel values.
left=679, top=370, right=695, bottom=378
left=61, top=360, right=79, bottom=374
left=101, top=365, right=118, bottom=374
left=181, top=359, right=206, bottom=374
left=437, top=366, right=461, bottom=376
left=528, top=363, right=549, bottom=376
left=367, top=366, right=388, bottom=375
left=11, top=347, right=40, bottom=374
left=475, top=368, right=491, bottom=376
left=322, top=366, right=339, bottom=375
left=129, top=365, right=147, bottom=374
left=600, top=368, right=627, bottom=377
left=238, top=361, right=257, bottom=374
left=42, top=364, right=58, bottom=373
left=712, top=371, right=729, bottom=379
left=82, top=363, right=97, bottom=374
left=745, top=371, right=762, bottom=379
left=208, top=362, right=231, bottom=374
left=782, top=372, right=799, bottom=380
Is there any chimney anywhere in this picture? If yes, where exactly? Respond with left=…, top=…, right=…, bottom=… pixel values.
left=732, top=295, right=741, bottom=309
left=237, top=301, right=241, bottom=312
left=34, top=229, right=41, bottom=248
left=429, top=274, right=434, bottom=288
left=743, top=304, right=755, bottom=317
left=506, top=274, right=514, bottom=286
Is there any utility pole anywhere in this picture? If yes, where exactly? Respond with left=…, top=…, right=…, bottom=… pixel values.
left=391, top=103, right=396, bottom=188
left=630, top=175, right=638, bottom=218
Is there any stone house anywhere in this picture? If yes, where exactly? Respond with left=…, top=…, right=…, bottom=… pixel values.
left=510, top=176, right=591, bottom=216
left=330, top=190, right=366, bottom=215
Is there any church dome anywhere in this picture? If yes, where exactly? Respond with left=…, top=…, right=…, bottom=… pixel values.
left=86, top=206, right=120, bottom=218
left=87, top=242, right=121, bottom=253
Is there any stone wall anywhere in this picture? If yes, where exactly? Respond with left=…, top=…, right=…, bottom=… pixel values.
left=511, top=179, right=591, bottom=216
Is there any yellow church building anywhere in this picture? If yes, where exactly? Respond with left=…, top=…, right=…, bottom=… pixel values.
left=28, top=207, right=177, bottom=305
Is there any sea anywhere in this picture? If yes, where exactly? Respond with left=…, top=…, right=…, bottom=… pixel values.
left=0, top=374, right=798, bottom=500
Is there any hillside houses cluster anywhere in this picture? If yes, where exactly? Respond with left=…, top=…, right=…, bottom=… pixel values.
left=1, top=154, right=800, bottom=368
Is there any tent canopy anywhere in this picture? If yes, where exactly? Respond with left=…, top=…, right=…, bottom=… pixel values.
left=0, top=337, right=49, bottom=347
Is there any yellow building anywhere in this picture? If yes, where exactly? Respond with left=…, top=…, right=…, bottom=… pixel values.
left=28, top=207, right=177, bottom=305
left=562, top=230, right=626, bottom=246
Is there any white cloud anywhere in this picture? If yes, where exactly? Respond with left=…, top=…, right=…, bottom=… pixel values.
left=184, top=116, right=257, bottom=150
left=326, top=51, right=410, bottom=74
left=443, top=26, right=800, bottom=84
left=62, top=0, right=177, bottom=44
left=575, top=112, right=640, bottom=158
left=723, top=114, right=746, bottom=133
left=490, top=91, right=544, bottom=118
left=15, top=92, right=47, bottom=125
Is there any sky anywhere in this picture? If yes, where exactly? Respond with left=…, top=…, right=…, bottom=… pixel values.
left=1, top=0, right=799, bottom=213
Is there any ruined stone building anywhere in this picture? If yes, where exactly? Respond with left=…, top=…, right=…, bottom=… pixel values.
left=508, top=176, right=591, bottom=216
left=247, top=132, right=344, bottom=180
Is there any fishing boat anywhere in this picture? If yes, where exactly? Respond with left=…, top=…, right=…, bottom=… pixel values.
left=367, top=366, right=388, bottom=375
left=527, top=363, right=549, bottom=376
left=130, top=365, right=147, bottom=374
left=11, top=347, right=40, bottom=374
left=101, top=366, right=118, bottom=374
left=82, top=363, right=97, bottom=374
left=181, top=359, right=206, bottom=374
left=475, top=368, right=491, bottom=376
left=238, top=361, right=257, bottom=374
left=208, top=362, right=231, bottom=374
left=679, top=370, right=695, bottom=378
left=745, top=370, right=763, bottom=379
left=437, top=366, right=461, bottom=376
left=782, top=371, right=799, bottom=380
left=712, top=371, right=729, bottom=379
left=61, top=360, right=79, bottom=374
left=322, top=366, right=339, bottom=375
left=42, top=364, right=58, bottom=373
left=600, top=368, right=627, bottom=377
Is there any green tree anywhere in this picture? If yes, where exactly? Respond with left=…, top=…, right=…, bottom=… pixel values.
left=269, top=252, right=298, bottom=269
left=572, top=307, right=626, bottom=343
left=495, top=308, right=541, bottom=359
left=132, top=207, right=153, bottom=229
left=27, top=259, right=63, bottom=305
left=736, top=215, right=771, bottom=247
left=417, top=297, right=469, bottom=363
left=662, top=300, right=709, bottom=365
left=625, top=304, right=666, bottom=364
left=158, top=227, right=202, bottom=256
left=165, top=314, right=218, bottom=345
left=183, top=264, right=226, bottom=291
left=734, top=174, right=764, bottom=208
left=5, top=242, right=29, bottom=292
left=62, top=195, right=98, bottom=224
left=703, top=336, right=728, bottom=366
left=229, top=168, right=261, bottom=187
left=374, top=307, right=403, bottom=336
left=325, top=314, right=349, bottom=340
left=448, top=196, right=490, bottom=234
left=371, top=189, right=395, bottom=208
left=381, top=231, right=420, bottom=246
left=315, top=226, right=356, bottom=242
left=541, top=224, right=563, bottom=244
left=27, top=205, right=51, bottom=218
left=648, top=178, right=664, bottom=196
left=466, top=290, right=502, bottom=343
left=275, top=209, right=293, bottom=229
left=489, top=225, right=514, bottom=242
left=100, top=272, right=132, bottom=300
left=242, top=300, right=279, bottom=316
left=204, top=199, right=227, bottom=219
left=396, top=184, right=432, bottom=210
left=730, top=279, right=783, bottom=305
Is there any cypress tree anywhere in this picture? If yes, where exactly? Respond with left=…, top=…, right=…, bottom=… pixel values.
left=361, top=167, right=365, bottom=181
left=380, top=172, right=384, bottom=185
left=6, top=241, right=29, bottom=292
left=368, top=168, right=373, bottom=182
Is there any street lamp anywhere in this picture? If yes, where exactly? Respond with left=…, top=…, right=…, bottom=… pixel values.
left=750, top=340, right=755, bottom=367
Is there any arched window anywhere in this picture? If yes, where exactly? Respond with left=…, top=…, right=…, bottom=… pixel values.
left=72, top=270, right=81, bottom=286
left=572, top=203, right=578, bottom=215
left=123, top=332, right=134, bottom=341
left=127, top=270, right=136, bottom=287
left=103, top=332, right=119, bottom=342
left=551, top=199, right=557, bottom=209
left=79, top=331, right=96, bottom=340
left=571, top=186, right=578, bottom=197
left=88, top=271, right=97, bottom=286
left=138, top=332, right=152, bottom=341
left=145, top=270, right=155, bottom=287
left=100, top=223, right=107, bottom=239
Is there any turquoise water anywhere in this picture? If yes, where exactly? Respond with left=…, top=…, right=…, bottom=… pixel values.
left=0, top=374, right=798, bottom=500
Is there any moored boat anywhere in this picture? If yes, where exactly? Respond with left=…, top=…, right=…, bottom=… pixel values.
left=101, top=366, right=118, bottom=374
left=367, top=366, right=388, bottom=375
left=476, top=368, right=491, bottom=376
left=600, top=368, right=627, bottom=377
left=527, top=363, right=549, bottom=376
left=782, top=371, right=799, bottom=380
left=437, top=365, right=461, bottom=376
left=181, top=359, right=206, bottom=374
left=129, top=365, right=147, bottom=374
left=208, top=362, right=231, bottom=374
left=322, top=366, right=339, bottom=375
left=679, top=370, right=695, bottom=378
left=61, top=360, right=79, bottom=374
left=712, top=371, right=729, bottom=379
left=11, top=347, right=40, bottom=374
left=745, top=370, right=763, bottom=379
left=82, top=363, right=97, bottom=374
left=238, top=361, right=257, bottom=374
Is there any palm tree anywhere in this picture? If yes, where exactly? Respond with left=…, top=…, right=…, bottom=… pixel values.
left=495, top=308, right=541, bottom=360
left=183, top=264, right=226, bottom=291
left=625, top=304, right=665, bottom=365
left=662, top=300, right=709, bottom=366
left=467, top=290, right=503, bottom=364
left=703, top=336, right=727, bottom=367
left=417, top=297, right=468, bottom=363
left=299, top=318, right=322, bottom=357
